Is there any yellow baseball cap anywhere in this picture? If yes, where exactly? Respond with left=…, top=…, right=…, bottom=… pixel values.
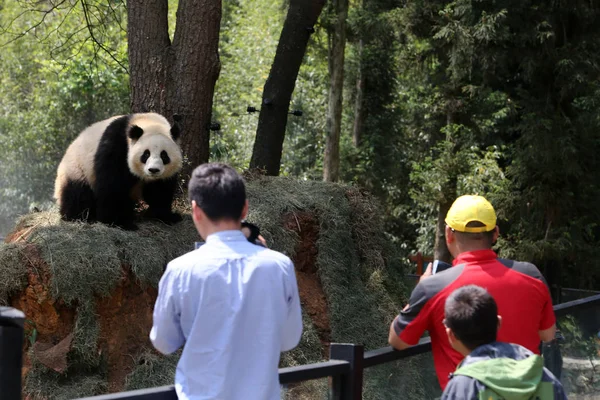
left=445, top=195, right=497, bottom=233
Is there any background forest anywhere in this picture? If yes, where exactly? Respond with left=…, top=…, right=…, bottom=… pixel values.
left=1, top=0, right=600, bottom=292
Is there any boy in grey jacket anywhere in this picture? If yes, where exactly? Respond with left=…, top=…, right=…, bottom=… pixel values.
left=441, top=285, right=567, bottom=400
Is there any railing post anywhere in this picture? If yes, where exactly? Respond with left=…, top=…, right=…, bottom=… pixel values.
left=0, top=307, right=25, bottom=400
left=329, top=343, right=364, bottom=400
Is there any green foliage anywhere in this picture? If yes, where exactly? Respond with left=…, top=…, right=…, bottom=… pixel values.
left=211, top=0, right=283, bottom=168
left=362, top=0, right=600, bottom=281
left=0, top=1, right=129, bottom=235
left=560, top=315, right=599, bottom=360
left=211, top=0, right=329, bottom=178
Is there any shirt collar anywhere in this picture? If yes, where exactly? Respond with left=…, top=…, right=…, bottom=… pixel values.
left=205, top=230, right=247, bottom=243
left=452, top=249, right=497, bottom=266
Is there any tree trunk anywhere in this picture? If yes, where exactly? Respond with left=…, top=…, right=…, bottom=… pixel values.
left=127, top=0, right=222, bottom=180
left=323, top=0, right=349, bottom=182
left=249, top=0, right=326, bottom=176
left=172, top=0, right=222, bottom=178
left=352, top=39, right=365, bottom=147
left=434, top=197, right=454, bottom=263
left=127, top=0, right=172, bottom=116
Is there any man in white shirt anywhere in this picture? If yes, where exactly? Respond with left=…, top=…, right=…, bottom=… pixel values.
left=150, top=162, right=303, bottom=400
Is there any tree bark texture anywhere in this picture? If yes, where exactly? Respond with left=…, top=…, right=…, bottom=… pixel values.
left=434, top=197, right=454, bottom=264
left=323, top=0, right=349, bottom=182
left=127, top=0, right=172, bottom=116
left=128, top=0, right=222, bottom=179
left=249, top=0, right=326, bottom=176
left=352, top=39, right=365, bottom=147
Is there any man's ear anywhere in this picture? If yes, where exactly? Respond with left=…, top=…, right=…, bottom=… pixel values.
left=191, top=200, right=203, bottom=223
left=445, top=225, right=455, bottom=244
left=497, top=315, right=502, bottom=331
left=446, top=327, right=457, bottom=344
left=492, top=225, right=500, bottom=244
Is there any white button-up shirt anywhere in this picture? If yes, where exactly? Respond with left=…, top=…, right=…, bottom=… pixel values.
left=150, top=230, right=303, bottom=400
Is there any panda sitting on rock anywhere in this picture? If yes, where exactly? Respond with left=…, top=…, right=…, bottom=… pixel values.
left=54, top=112, right=183, bottom=230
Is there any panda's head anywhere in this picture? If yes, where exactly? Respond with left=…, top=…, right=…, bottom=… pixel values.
left=126, top=114, right=183, bottom=181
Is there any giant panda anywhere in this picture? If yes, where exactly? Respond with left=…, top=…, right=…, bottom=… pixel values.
left=54, top=112, right=183, bottom=230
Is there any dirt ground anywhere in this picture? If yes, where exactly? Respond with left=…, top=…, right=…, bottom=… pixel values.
left=283, top=211, right=331, bottom=356
left=95, top=269, right=158, bottom=391
left=10, top=210, right=331, bottom=393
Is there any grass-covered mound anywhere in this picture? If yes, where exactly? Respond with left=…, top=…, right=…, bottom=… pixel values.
left=0, top=176, right=426, bottom=399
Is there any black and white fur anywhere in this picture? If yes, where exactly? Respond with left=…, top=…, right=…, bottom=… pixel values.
left=54, top=113, right=183, bottom=230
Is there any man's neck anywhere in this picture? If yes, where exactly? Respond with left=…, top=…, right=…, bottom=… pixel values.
left=454, top=245, right=491, bottom=256
left=202, top=220, right=242, bottom=239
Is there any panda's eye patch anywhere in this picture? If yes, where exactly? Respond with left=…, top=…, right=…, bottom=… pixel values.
left=141, top=150, right=150, bottom=164
left=160, top=150, right=171, bottom=165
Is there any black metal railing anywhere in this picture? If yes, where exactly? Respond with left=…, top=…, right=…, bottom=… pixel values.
left=2, top=294, right=600, bottom=400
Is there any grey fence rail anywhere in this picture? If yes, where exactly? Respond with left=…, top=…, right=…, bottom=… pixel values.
left=2, top=294, right=600, bottom=400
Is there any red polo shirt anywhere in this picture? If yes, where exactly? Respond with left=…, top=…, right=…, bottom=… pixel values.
left=393, top=250, right=555, bottom=389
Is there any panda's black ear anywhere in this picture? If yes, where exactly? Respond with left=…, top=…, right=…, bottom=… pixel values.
left=129, top=125, right=144, bottom=141
left=171, top=114, right=182, bottom=141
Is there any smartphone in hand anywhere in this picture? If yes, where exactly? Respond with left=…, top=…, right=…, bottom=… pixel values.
left=432, top=260, right=452, bottom=274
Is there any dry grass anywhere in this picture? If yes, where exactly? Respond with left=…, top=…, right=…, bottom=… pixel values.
left=0, top=176, right=425, bottom=399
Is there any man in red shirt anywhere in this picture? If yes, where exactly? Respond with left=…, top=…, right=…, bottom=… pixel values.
left=388, top=195, right=556, bottom=389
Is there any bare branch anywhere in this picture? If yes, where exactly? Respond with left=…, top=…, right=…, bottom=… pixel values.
left=80, top=0, right=128, bottom=74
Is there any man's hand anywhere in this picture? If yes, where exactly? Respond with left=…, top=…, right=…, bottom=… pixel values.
left=241, top=221, right=268, bottom=247
left=419, top=262, right=433, bottom=282
left=256, top=235, right=268, bottom=247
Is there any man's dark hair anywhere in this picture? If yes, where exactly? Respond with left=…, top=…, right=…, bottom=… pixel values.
left=444, top=285, right=498, bottom=351
left=188, top=162, right=246, bottom=221
left=454, top=221, right=496, bottom=247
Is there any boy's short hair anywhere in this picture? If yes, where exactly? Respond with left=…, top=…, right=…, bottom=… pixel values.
left=188, top=163, right=246, bottom=221
left=444, top=285, right=498, bottom=351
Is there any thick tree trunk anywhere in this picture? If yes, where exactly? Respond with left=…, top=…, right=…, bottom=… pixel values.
left=352, top=39, right=365, bottom=147
left=172, top=0, right=222, bottom=178
left=127, top=0, right=222, bottom=180
left=323, top=0, right=349, bottom=182
left=249, top=0, right=326, bottom=176
left=127, top=0, right=172, bottom=116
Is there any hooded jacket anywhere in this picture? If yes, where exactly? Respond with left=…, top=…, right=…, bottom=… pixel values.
left=441, top=342, right=567, bottom=400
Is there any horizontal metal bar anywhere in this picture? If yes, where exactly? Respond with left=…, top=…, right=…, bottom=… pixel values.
left=553, top=293, right=600, bottom=317
left=74, top=294, right=600, bottom=399
left=361, top=293, right=600, bottom=369
left=363, top=337, right=431, bottom=368
left=74, top=385, right=176, bottom=400
left=74, top=361, right=351, bottom=399
left=279, top=359, right=350, bottom=384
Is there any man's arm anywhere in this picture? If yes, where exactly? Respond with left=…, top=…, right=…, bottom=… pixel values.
left=388, top=282, right=431, bottom=350
left=539, top=279, right=557, bottom=343
left=508, top=259, right=558, bottom=343
left=388, top=262, right=434, bottom=349
left=149, top=266, right=185, bottom=354
left=388, top=315, right=411, bottom=350
left=281, top=260, right=303, bottom=352
left=539, top=324, right=557, bottom=343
